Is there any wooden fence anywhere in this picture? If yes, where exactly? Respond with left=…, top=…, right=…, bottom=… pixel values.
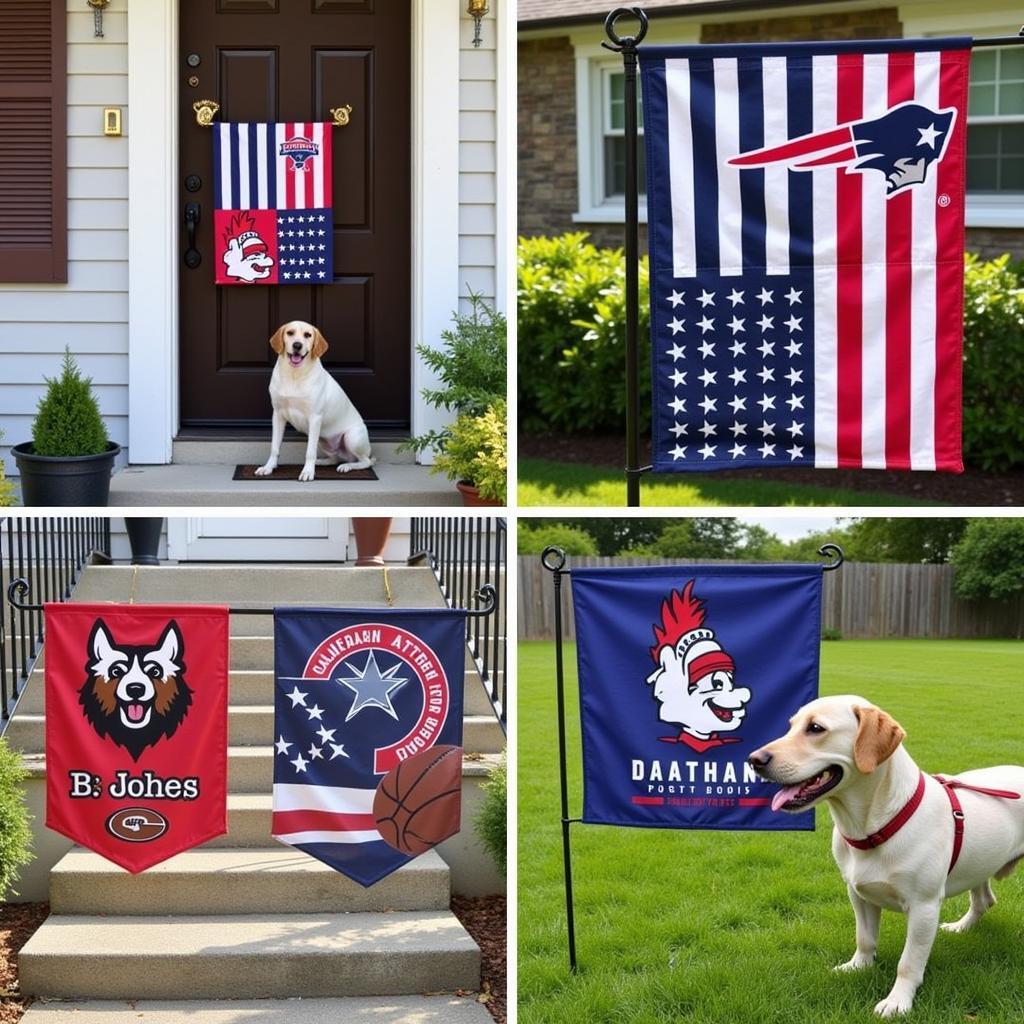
left=517, top=556, right=1024, bottom=641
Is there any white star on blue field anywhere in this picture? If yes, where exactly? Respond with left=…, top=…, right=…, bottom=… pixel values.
left=338, top=650, right=409, bottom=722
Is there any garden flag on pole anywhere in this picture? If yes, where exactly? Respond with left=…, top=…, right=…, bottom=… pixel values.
left=272, top=608, right=466, bottom=887
left=571, top=564, right=822, bottom=831
left=213, top=122, right=334, bottom=286
left=44, top=604, right=229, bottom=873
left=639, top=38, right=971, bottom=473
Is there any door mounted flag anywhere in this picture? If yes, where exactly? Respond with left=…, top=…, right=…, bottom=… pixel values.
left=213, top=122, right=334, bottom=286
left=272, top=608, right=467, bottom=887
left=639, top=38, right=971, bottom=473
left=44, top=604, right=229, bottom=873
left=571, top=564, right=823, bottom=831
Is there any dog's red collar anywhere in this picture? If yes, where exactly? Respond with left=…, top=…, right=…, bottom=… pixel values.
left=842, top=772, right=1021, bottom=874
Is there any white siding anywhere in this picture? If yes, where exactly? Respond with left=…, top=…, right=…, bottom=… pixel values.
left=459, top=3, right=500, bottom=313
left=0, top=0, right=129, bottom=480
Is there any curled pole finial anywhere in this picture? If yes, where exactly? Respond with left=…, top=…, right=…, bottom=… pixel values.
left=6, top=578, right=33, bottom=611
left=818, top=543, right=845, bottom=572
left=541, top=546, right=567, bottom=573
left=468, top=583, right=498, bottom=618
left=602, top=7, right=649, bottom=52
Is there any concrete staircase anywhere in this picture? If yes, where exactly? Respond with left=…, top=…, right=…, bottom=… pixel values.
left=9, top=564, right=502, bottom=1022
left=109, top=439, right=461, bottom=506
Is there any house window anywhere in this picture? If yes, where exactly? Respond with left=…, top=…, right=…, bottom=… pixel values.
left=966, top=46, right=1024, bottom=193
left=601, top=68, right=646, bottom=201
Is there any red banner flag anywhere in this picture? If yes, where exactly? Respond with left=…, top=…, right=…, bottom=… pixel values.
left=44, top=604, right=229, bottom=873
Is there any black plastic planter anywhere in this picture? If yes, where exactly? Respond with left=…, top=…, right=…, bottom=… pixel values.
left=125, top=517, right=165, bottom=565
left=12, top=442, right=120, bottom=507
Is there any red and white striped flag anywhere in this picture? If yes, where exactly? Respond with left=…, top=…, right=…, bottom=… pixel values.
left=641, top=39, right=971, bottom=472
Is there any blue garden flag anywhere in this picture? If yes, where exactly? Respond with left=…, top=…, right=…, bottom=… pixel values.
left=273, top=608, right=466, bottom=886
left=572, top=564, right=822, bottom=831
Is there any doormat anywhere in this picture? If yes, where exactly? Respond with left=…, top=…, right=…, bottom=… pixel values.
left=233, top=464, right=379, bottom=482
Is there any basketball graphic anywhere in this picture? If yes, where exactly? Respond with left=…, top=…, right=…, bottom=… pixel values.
left=372, top=744, right=463, bottom=855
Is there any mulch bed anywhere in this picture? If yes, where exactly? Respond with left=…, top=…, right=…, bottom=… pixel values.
left=0, top=903, right=48, bottom=1024
left=520, top=432, right=1024, bottom=505
left=451, top=895, right=506, bottom=1024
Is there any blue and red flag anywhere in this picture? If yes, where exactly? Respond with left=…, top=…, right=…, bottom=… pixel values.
left=213, top=122, right=334, bottom=286
left=571, top=564, right=822, bottom=831
left=639, top=39, right=971, bottom=473
left=272, top=608, right=466, bottom=887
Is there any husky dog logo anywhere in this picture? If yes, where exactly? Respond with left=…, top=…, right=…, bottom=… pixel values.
left=646, top=581, right=751, bottom=753
left=80, top=620, right=193, bottom=762
left=221, top=211, right=275, bottom=283
left=280, top=135, right=320, bottom=171
left=729, top=102, right=956, bottom=197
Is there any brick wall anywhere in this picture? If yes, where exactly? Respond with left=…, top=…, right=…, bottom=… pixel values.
left=966, top=228, right=1024, bottom=260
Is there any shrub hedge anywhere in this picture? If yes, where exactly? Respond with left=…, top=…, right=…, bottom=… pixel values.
left=519, top=235, right=1024, bottom=471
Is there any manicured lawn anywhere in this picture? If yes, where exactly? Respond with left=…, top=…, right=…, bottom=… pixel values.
left=518, top=458, right=939, bottom=507
left=518, top=639, right=1024, bottom=1024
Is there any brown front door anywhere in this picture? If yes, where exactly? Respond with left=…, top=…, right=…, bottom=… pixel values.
left=178, top=0, right=411, bottom=430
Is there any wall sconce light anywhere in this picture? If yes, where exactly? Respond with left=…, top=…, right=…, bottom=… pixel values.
left=467, top=0, right=488, bottom=48
left=86, top=0, right=110, bottom=38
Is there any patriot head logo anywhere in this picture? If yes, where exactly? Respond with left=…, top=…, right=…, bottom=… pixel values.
left=280, top=135, right=320, bottom=171
left=221, top=211, right=275, bottom=283
left=729, top=101, right=956, bottom=197
left=646, top=581, right=751, bottom=753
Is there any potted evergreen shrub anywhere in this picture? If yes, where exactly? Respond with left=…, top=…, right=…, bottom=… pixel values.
left=432, top=400, right=507, bottom=506
left=12, top=350, right=120, bottom=507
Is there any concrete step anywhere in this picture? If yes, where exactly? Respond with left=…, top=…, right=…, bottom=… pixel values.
left=21, top=996, right=493, bottom=1024
left=6, top=709, right=502, bottom=755
left=172, top=439, right=416, bottom=466
left=109, top=463, right=461, bottom=506
left=19, top=911, right=481, bottom=999
left=50, top=846, right=451, bottom=915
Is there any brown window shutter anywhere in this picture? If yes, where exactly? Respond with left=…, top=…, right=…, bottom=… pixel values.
left=0, top=0, right=67, bottom=283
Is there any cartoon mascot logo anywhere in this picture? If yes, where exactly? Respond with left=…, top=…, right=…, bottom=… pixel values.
left=80, top=620, right=193, bottom=762
left=221, top=211, right=275, bottom=283
left=280, top=136, right=320, bottom=171
left=646, top=581, right=751, bottom=753
left=729, top=101, right=956, bottom=197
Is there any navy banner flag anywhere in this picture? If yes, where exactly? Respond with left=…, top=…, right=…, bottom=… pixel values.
left=572, top=564, right=822, bottom=831
left=639, top=39, right=970, bottom=473
left=273, top=608, right=467, bottom=886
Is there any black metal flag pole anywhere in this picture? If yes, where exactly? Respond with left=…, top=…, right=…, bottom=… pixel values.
left=543, top=542, right=845, bottom=972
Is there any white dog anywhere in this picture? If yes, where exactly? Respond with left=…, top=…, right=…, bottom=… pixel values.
left=255, top=321, right=374, bottom=482
left=749, top=696, right=1024, bottom=1018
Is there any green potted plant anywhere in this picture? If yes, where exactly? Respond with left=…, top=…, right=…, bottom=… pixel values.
left=432, top=399, right=506, bottom=506
left=401, top=293, right=507, bottom=504
left=12, top=349, right=120, bottom=507
left=0, top=433, right=16, bottom=508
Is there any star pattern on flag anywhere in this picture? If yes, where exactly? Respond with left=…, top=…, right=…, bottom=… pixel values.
left=339, top=650, right=409, bottom=722
left=275, top=211, right=331, bottom=282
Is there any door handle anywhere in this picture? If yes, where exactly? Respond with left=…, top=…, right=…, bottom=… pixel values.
left=184, top=202, right=201, bottom=269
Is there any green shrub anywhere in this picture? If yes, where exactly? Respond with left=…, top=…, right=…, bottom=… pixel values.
left=518, top=524, right=599, bottom=557
left=0, top=738, right=33, bottom=899
left=474, top=752, right=506, bottom=877
left=951, top=518, right=1024, bottom=601
left=518, top=233, right=650, bottom=433
left=821, top=627, right=843, bottom=641
left=431, top=399, right=507, bottom=503
left=32, top=349, right=110, bottom=458
left=0, top=432, right=16, bottom=507
left=962, top=254, right=1024, bottom=471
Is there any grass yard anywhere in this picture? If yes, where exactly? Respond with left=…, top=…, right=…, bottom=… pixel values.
left=518, top=458, right=938, bottom=507
left=518, top=639, right=1024, bottom=1024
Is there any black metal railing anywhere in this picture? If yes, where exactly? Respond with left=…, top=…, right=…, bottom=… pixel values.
left=0, top=517, right=112, bottom=734
left=410, top=517, right=507, bottom=732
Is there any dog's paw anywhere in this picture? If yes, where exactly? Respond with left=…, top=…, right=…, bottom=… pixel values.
left=834, top=954, right=874, bottom=972
left=874, top=992, right=914, bottom=1018
left=254, top=463, right=276, bottom=477
left=336, top=463, right=354, bottom=474
left=298, top=465, right=316, bottom=482
left=940, top=917, right=973, bottom=934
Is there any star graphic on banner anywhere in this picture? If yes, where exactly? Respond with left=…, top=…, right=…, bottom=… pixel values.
left=699, top=420, right=717, bottom=437
left=697, top=289, right=715, bottom=307
left=758, top=339, right=776, bottom=358
left=759, top=442, right=777, bottom=459
left=699, top=368, right=717, bottom=387
left=290, top=753, right=309, bottom=773
left=339, top=650, right=409, bottom=722
left=306, top=704, right=325, bottom=721
left=727, top=288, right=745, bottom=307
left=329, top=742, right=350, bottom=760
left=699, top=443, right=717, bottom=460
left=728, top=367, right=746, bottom=386
left=787, top=394, right=805, bottom=411
left=917, top=122, right=941, bottom=148
left=758, top=393, right=776, bottom=413
left=729, top=420, right=747, bottom=437
left=668, top=396, right=687, bottom=415
left=785, top=287, right=803, bottom=305
left=785, top=315, right=804, bottom=333
left=787, top=444, right=805, bottom=461
left=729, top=339, right=746, bottom=358
left=667, top=342, right=686, bottom=361
left=697, top=316, right=715, bottom=334
left=286, top=687, right=308, bottom=708
left=667, top=290, right=685, bottom=307
left=275, top=735, right=292, bottom=756
left=728, top=316, right=745, bottom=335
left=670, top=445, right=687, bottom=461
left=757, top=315, right=774, bottom=332
left=785, top=339, right=803, bottom=358
left=757, top=366, right=775, bottom=384
left=316, top=725, right=336, bottom=744
left=669, top=421, right=687, bottom=437
left=667, top=317, right=686, bottom=335
left=698, top=339, right=716, bottom=359
left=786, top=368, right=804, bottom=386
left=670, top=368, right=688, bottom=388
left=308, top=744, right=324, bottom=760
left=728, top=395, right=747, bottom=414
left=759, top=419, right=777, bottom=437
left=756, top=287, right=773, bottom=305
left=787, top=421, right=805, bottom=437
left=699, top=395, right=717, bottom=415
left=729, top=442, right=747, bottom=459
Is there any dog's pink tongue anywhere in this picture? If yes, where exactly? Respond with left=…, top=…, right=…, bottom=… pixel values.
left=289, top=354, right=303, bottom=366
left=127, top=703, right=145, bottom=722
left=771, top=785, right=802, bottom=812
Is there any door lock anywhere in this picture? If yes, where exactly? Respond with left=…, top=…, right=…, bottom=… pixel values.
left=184, top=202, right=201, bottom=269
